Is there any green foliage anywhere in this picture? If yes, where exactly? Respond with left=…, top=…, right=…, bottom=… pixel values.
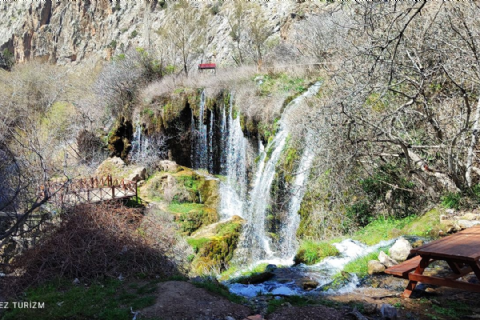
left=294, top=240, right=340, bottom=265
left=343, top=247, right=389, bottom=277
left=129, top=30, right=138, bottom=39
left=108, top=40, right=117, bottom=49
left=255, top=72, right=310, bottom=97
left=352, top=208, right=446, bottom=245
left=345, top=201, right=372, bottom=228
left=347, top=163, right=417, bottom=228
left=193, top=279, right=245, bottom=304
left=441, top=192, right=462, bottom=210
left=1, top=279, right=157, bottom=320
left=209, top=1, right=222, bottom=15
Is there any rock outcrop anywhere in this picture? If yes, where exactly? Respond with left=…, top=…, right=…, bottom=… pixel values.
left=388, top=238, right=412, bottom=262
left=0, top=0, right=320, bottom=67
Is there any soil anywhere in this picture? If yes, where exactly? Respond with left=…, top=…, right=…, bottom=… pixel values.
left=140, top=263, right=480, bottom=320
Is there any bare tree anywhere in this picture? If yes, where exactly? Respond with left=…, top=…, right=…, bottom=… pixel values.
left=156, top=0, right=207, bottom=76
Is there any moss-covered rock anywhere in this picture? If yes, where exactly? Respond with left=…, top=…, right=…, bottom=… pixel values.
left=294, top=240, right=340, bottom=265
left=188, top=216, right=244, bottom=275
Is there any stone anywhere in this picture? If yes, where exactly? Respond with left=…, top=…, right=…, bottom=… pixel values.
left=412, top=239, right=425, bottom=248
left=363, top=303, right=377, bottom=314
left=389, top=238, right=412, bottom=262
left=72, top=278, right=80, bottom=285
left=127, top=166, right=146, bottom=181
left=460, top=213, right=480, bottom=220
left=380, top=304, right=397, bottom=320
left=225, top=317, right=236, bottom=320
left=265, top=264, right=277, bottom=272
left=378, top=251, right=398, bottom=268
left=368, top=260, right=386, bottom=275
left=301, top=279, right=319, bottom=291
left=158, top=160, right=178, bottom=173
left=458, top=220, right=480, bottom=229
left=127, top=166, right=146, bottom=182
left=446, top=208, right=456, bottom=215
left=245, top=315, right=264, bottom=320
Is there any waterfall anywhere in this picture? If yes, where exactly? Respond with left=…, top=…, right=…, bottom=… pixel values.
left=219, top=97, right=249, bottom=220
left=192, top=90, right=209, bottom=170
left=279, top=139, right=315, bottom=259
left=237, top=82, right=323, bottom=264
left=130, top=124, right=149, bottom=162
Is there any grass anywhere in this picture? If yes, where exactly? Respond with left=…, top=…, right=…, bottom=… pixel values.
left=1, top=278, right=159, bottom=320
left=192, top=279, right=245, bottom=304
left=352, top=207, right=446, bottom=245
left=167, top=202, right=204, bottom=214
left=294, top=240, right=340, bottom=265
left=343, top=247, right=390, bottom=277
left=266, top=296, right=318, bottom=314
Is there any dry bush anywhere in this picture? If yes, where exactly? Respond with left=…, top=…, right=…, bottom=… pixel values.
left=5, top=202, right=186, bottom=296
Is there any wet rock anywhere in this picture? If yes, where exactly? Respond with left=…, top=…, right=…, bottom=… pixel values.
left=389, top=238, right=412, bottom=261
left=237, top=272, right=274, bottom=285
left=127, top=166, right=146, bottom=182
left=368, top=260, right=386, bottom=275
left=378, top=251, right=398, bottom=268
left=301, top=279, right=319, bottom=291
left=265, top=264, right=277, bottom=272
left=380, top=303, right=397, bottom=320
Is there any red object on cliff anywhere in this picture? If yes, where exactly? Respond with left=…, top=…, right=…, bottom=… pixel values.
left=198, top=63, right=216, bottom=70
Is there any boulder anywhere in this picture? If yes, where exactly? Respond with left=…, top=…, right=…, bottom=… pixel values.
left=127, top=166, right=146, bottom=182
left=158, top=160, right=178, bottom=173
left=378, top=251, right=398, bottom=268
left=459, top=213, right=480, bottom=221
left=368, top=260, right=386, bottom=275
left=300, top=279, right=319, bottom=291
left=380, top=303, right=398, bottom=320
left=388, top=238, right=412, bottom=262
left=457, top=220, right=480, bottom=229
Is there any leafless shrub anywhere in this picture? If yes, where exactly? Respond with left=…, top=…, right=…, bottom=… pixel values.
left=5, top=202, right=186, bottom=296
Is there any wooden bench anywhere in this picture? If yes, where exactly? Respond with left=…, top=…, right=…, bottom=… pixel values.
left=385, top=227, right=480, bottom=297
left=385, top=255, right=422, bottom=279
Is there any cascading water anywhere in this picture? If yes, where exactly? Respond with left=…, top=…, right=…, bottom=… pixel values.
left=218, top=98, right=249, bottom=220
left=228, top=239, right=395, bottom=297
left=278, top=139, right=315, bottom=259
left=192, top=90, right=209, bottom=170
left=236, top=82, right=323, bottom=264
left=130, top=124, right=149, bottom=162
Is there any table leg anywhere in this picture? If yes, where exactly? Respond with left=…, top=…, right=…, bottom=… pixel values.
left=403, top=256, right=430, bottom=298
left=468, top=261, right=480, bottom=280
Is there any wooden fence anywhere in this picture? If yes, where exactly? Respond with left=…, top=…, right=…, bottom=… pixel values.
left=40, top=175, right=138, bottom=207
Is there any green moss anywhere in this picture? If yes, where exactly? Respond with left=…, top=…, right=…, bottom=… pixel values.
left=294, top=240, right=340, bottom=265
left=188, top=217, right=244, bottom=275
left=170, top=203, right=218, bottom=235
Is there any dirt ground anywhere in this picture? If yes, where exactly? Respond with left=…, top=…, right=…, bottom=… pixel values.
left=140, top=274, right=480, bottom=320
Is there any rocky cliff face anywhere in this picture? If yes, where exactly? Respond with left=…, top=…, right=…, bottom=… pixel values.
left=0, top=0, right=319, bottom=67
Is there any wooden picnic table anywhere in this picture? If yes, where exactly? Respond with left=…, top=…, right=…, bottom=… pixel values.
left=385, top=226, right=480, bottom=298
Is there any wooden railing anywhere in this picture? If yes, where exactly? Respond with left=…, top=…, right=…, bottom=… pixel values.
left=40, top=175, right=138, bottom=207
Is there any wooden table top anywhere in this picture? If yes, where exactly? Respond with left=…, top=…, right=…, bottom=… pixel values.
left=411, top=226, right=480, bottom=262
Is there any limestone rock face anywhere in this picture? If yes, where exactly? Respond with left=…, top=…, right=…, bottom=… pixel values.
left=378, top=251, right=398, bottom=268
left=368, top=260, right=386, bottom=275
left=388, top=238, right=412, bottom=262
left=0, top=1, right=319, bottom=67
